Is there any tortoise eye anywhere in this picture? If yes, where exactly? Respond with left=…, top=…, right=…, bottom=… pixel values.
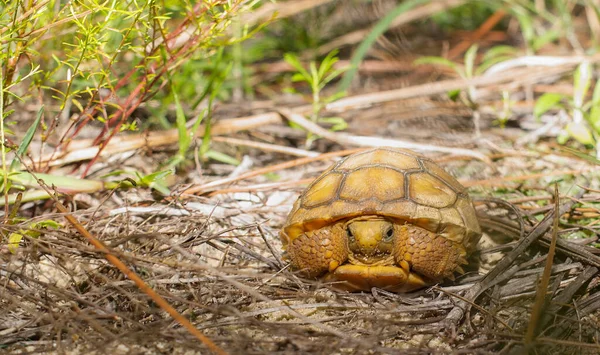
left=384, top=227, right=394, bottom=241
left=346, top=228, right=354, bottom=240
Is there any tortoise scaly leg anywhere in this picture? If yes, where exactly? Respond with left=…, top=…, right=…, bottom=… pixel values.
left=287, top=223, right=348, bottom=278
left=393, top=224, right=468, bottom=282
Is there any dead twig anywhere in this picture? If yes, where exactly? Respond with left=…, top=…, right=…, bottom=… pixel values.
left=212, top=136, right=319, bottom=157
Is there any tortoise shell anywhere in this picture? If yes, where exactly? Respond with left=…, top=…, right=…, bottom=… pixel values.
left=281, top=147, right=481, bottom=253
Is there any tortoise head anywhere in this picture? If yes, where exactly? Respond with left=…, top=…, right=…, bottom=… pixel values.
left=345, top=217, right=394, bottom=262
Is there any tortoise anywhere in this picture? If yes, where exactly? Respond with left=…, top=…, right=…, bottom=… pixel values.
left=280, top=147, right=481, bottom=292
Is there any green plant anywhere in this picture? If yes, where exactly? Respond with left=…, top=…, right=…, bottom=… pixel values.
left=0, top=1, right=263, bottom=213
left=508, top=2, right=561, bottom=54
left=415, top=44, right=481, bottom=105
left=505, top=0, right=599, bottom=53
left=7, top=219, right=62, bottom=254
left=414, top=44, right=524, bottom=134
left=418, top=44, right=516, bottom=97
left=284, top=49, right=349, bottom=146
left=534, top=62, right=599, bottom=150
left=494, top=90, right=516, bottom=128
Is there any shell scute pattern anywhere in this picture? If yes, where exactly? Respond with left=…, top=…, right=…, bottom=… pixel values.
left=339, top=167, right=405, bottom=202
left=336, top=148, right=422, bottom=171
left=284, top=148, right=477, bottom=249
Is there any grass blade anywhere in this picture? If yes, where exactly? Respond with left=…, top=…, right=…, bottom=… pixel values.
left=10, top=106, right=43, bottom=171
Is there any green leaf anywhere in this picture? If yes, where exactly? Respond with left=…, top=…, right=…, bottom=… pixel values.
left=205, top=150, right=240, bottom=166
left=589, top=78, right=600, bottom=132
left=323, top=90, right=347, bottom=104
left=139, top=170, right=173, bottom=186
left=514, top=12, right=535, bottom=46
left=531, top=29, right=560, bottom=52
left=574, top=62, right=592, bottom=106
left=414, top=56, right=460, bottom=74
left=448, top=89, right=461, bottom=101
left=319, top=117, right=348, bottom=131
left=464, top=44, right=478, bottom=79
left=321, top=66, right=350, bottom=89
left=309, top=61, right=319, bottom=91
left=284, top=53, right=311, bottom=83
left=4, top=171, right=105, bottom=193
left=172, top=86, right=190, bottom=156
left=150, top=181, right=170, bottom=196
left=482, top=45, right=519, bottom=62
left=317, top=49, right=339, bottom=81
left=565, top=121, right=594, bottom=146
left=534, top=93, right=564, bottom=118
left=556, top=131, right=570, bottom=145
left=10, top=106, right=43, bottom=171
left=560, top=146, right=600, bottom=165
left=291, top=73, right=306, bottom=82
left=138, top=170, right=173, bottom=195
left=8, top=233, right=24, bottom=254
left=477, top=54, right=517, bottom=75
left=191, top=109, right=206, bottom=142
left=31, top=220, right=62, bottom=229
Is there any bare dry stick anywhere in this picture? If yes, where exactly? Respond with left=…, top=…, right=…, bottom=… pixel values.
left=484, top=55, right=600, bottom=76
left=317, top=0, right=467, bottom=55
left=206, top=178, right=314, bottom=197
left=211, top=136, right=319, bottom=157
left=279, top=108, right=490, bottom=162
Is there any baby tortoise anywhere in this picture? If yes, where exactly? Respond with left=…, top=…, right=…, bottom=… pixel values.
left=280, top=147, right=481, bottom=292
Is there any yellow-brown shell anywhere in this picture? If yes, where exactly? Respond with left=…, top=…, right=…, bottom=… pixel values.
left=281, top=147, right=481, bottom=253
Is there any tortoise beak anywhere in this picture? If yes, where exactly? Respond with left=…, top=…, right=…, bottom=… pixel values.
left=347, top=219, right=393, bottom=259
left=354, top=229, right=380, bottom=255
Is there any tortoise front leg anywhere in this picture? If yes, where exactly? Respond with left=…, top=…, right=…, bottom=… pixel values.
left=393, top=224, right=467, bottom=281
left=287, top=223, right=348, bottom=278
